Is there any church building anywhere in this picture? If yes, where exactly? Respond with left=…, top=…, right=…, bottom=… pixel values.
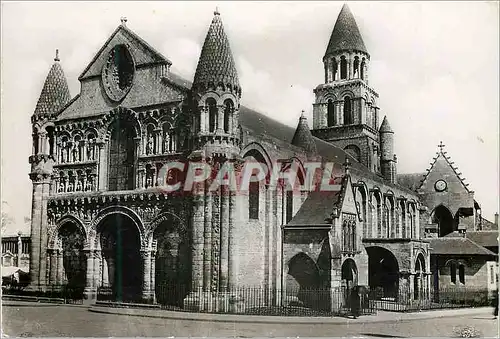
left=27, top=4, right=495, bottom=310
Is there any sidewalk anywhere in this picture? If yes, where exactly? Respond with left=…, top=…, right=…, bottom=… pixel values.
left=88, top=304, right=494, bottom=325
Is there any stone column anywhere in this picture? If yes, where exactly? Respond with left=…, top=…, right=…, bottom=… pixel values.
left=93, top=250, right=101, bottom=288
left=141, top=249, right=152, bottom=301
left=38, top=179, right=50, bottom=288
left=339, top=102, right=345, bottom=125
left=220, top=186, right=229, bottom=291
left=191, top=178, right=205, bottom=290
left=29, top=181, right=43, bottom=288
left=228, top=189, right=237, bottom=290
left=335, top=59, right=340, bottom=81
left=85, top=250, right=94, bottom=290
left=150, top=249, right=156, bottom=303
left=49, top=249, right=57, bottom=285
left=204, top=106, right=210, bottom=134
left=102, top=254, right=109, bottom=287
left=203, top=186, right=213, bottom=291
left=57, top=249, right=63, bottom=285
left=217, top=106, right=224, bottom=133
left=97, top=142, right=106, bottom=190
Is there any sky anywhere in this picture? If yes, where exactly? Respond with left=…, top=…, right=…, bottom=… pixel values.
left=1, top=1, right=499, bottom=234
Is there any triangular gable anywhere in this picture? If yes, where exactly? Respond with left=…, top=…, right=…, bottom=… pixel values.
left=417, top=146, right=471, bottom=194
left=78, top=24, right=171, bottom=81
left=338, top=174, right=360, bottom=218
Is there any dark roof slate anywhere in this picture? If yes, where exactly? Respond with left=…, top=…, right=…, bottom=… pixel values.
left=193, top=11, right=240, bottom=93
left=291, top=114, right=318, bottom=154
left=34, top=58, right=71, bottom=116
left=467, top=231, right=498, bottom=248
left=429, top=237, right=497, bottom=256
left=288, top=177, right=344, bottom=226
left=325, top=4, right=368, bottom=57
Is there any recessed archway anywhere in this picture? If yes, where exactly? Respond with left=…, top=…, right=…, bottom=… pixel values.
left=431, top=205, right=455, bottom=237
left=98, top=213, right=143, bottom=302
left=58, top=221, right=87, bottom=289
left=366, top=246, right=400, bottom=299
left=341, top=258, right=358, bottom=290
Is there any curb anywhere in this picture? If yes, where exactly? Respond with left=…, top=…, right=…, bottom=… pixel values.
left=88, top=305, right=492, bottom=325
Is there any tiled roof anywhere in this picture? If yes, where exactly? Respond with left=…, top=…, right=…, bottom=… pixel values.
left=193, top=10, right=240, bottom=93
left=33, top=57, right=71, bottom=116
left=467, top=231, right=498, bottom=248
left=480, top=217, right=498, bottom=231
left=291, top=114, right=317, bottom=154
left=288, top=178, right=344, bottom=226
left=379, top=116, right=393, bottom=133
left=397, top=173, right=425, bottom=192
left=429, top=237, right=497, bottom=256
left=325, top=4, right=368, bottom=57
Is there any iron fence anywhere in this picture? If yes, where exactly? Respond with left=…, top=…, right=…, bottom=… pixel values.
left=1, top=284, right=85, bottom=304
left=369, top=286, right=492, bottom=312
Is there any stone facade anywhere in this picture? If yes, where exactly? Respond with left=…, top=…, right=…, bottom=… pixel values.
left=26, top=5, right=451, bottom=312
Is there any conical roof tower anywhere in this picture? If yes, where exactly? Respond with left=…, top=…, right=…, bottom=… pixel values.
left=292, top=112, right=317, bottom=154
left=324, top=4, right=368, bottom=57
left=193, top=9, right=241, bottom=96
left=33, top=49, right=71, bottom=117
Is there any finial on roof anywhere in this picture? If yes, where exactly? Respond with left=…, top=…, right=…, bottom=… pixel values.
left=300, top=110, right=305, bottom=118
left=54, top=49, right=60, bottom=62
left=214, top=6, right=220, bottom=16
left=438, top=140, right=445, bottom=152
left=121, top=16, right=128, bottom=26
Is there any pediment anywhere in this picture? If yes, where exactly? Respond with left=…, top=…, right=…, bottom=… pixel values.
left=78, top=25, right=171, bottom=81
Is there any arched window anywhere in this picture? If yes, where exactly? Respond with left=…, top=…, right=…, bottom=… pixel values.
left=332, top=59, right=338, bottom=81
left=343, top=97, right=352, bottom=125
left=340, top=56, right=347, bottom=80
left=162, top=123, right=173, bottom=153
left=361, top=59, right=366, bottom=80
left=327, top=99, right=335, bottom=127
left=224, top=99, right=233, bottom=133
left=207, top=98, right=217, bottom=133
left=108, top=118, right=136, bottom=191
left=353, top=56, right=360, bottom=78
left=33, top=130, right=39, bottom=155
left=249, top=181, right=259, bottom=220
left=46, top=127, right=55, bottom=157
left=450, top=261, right=457, bottom=284
left=459, top=264, right=465, bottom=284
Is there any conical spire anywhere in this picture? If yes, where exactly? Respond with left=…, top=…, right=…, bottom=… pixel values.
left=33, top=49, right=71, bottom=116
left=379, top=116, right=393, bottom=133
left=193, top=9, right=240, bottom=94
left=292, top=112, right=317, bottom=154
left=324, top=4, right=368, bottom=57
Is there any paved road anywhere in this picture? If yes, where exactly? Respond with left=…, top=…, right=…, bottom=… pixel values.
left=2, top=303, right=498, bottom=337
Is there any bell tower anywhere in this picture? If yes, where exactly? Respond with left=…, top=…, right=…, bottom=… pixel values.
left=311, top=4, right=380, bottom=173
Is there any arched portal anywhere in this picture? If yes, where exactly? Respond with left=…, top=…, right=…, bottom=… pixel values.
left=414, top=254, right=425, bottom=300
left=431, top=205, right=455, bottom=237
left=366, top=246, right=399, bottom=299
left=98, top=213, right=142, bottom=302
left=287, top=252, right=320, bottom=290
left=153, top=216, right=190, bottom=306
left=108, top=117, right=137, bottom=191
left=58, top=221, right=86, bottom=288
left=341, top=258, right=358, bottom=290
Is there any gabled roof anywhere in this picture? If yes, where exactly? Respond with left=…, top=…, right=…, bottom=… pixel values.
left=429, top=237, right=497, bottom=256
left=192, top=10, right=240, bottom=93
left=324, top=4, right=368, bottom=57
left=291, top=113, right=317, bottom=154
left=78, top=23, right=172, bottom=81
left=287, top=177, right=345, bottom=226
left=33, top=52, right=71, bottom=116
left=467, top=231, right=498, bottom=248
left=417, top=142, right=471, bottom=193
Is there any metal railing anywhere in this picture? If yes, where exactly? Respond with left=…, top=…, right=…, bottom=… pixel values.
left=2, top=284, right=85, bottom=304
left=369, top=286, right=492, bottom=312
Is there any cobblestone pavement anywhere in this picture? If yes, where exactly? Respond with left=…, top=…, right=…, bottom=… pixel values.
left=2, top=302, right=498, bottom=337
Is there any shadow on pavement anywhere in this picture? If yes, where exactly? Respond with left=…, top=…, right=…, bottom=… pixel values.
left=359, top=333, right=407, bottom=338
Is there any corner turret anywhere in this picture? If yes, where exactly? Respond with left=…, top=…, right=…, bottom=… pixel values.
left=379, top=116, right=397, bottom=183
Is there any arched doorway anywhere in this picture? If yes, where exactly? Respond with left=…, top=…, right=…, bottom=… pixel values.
left=58, top=222, right=86, bottom=289
left=341, top=258, right=358, bottom=290
left=153, top=217, right=190, bottom=306
left=367, top=246, right=399, bottom=299
left=414, top=254, right=425, bottom=300
left=431, top=205, right=455, bottom=237
left=98, top=214, right=142, bottom=302
left=287, top=252, right=323, bottom=309
left=108, top=117, right=137, bottom=191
